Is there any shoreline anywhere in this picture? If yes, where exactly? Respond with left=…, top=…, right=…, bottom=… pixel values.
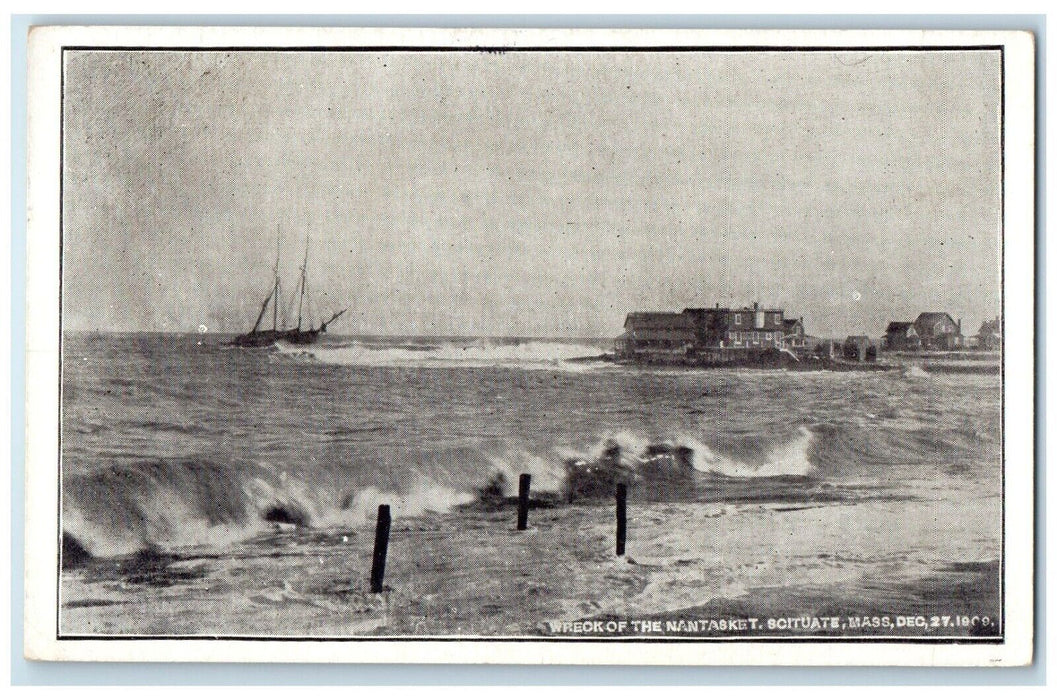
left=60, top=485, right=1000, bottom=638
left=571, top=353, right=1000, bottom=375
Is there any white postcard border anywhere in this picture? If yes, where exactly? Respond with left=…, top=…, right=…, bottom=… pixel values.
left=23, top=25, right=1036, bottom=666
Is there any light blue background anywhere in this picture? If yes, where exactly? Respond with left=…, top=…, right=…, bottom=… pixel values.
left=10, top=13, right=1045, bottom=685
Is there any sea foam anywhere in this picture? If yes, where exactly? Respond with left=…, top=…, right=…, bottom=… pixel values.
left=275, top=339, right=607, bottom=370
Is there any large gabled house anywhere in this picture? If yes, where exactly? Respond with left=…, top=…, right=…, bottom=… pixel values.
left=618, top=302, right=806, bottom=357
left=913, top=312, right=963, bottom=350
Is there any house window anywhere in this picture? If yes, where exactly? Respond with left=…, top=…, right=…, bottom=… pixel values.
left=752, top=332, right=759, bottom=341
left=734, top=313, right=742, bottom=325
left=765, top=333, right=772, bottom=340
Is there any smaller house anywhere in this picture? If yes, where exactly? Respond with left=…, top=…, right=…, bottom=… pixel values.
left=913, top=312, right=963, bottom=350
left=975, top=316, right=1001, bottom=351
left=883, top=321, right=920, bottom=351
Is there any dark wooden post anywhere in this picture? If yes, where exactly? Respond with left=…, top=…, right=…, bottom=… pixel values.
left=517, top=473, right=531, bottom=530
left=615, top=483, right=627, bottom=556
left=370, top=504, right=391, bottom=593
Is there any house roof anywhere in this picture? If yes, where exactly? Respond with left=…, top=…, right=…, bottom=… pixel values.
left=683, top=306, right=784, bottom=315
left=625, top=307, right=795, bottom=335
left=624, top=312, right=695, bottom=330
left=683, top=307, right=732, bottom=314
left=914, top=312, right=957, bottom=329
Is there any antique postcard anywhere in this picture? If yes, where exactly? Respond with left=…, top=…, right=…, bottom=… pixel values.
left=24, top=26, right=1035, bottom=665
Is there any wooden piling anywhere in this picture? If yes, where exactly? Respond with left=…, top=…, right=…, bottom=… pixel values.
left=616, top=483, right=627, bottom=556
left=517, top=473, right=531, bottom=530
left=370, top=504, right=391, bottom=593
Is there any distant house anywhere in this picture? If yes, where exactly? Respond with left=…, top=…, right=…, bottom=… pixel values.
left=883, top=321, right=921, bottom=351
left=975, top=316, right=1001, bottom=351
left=843, top=335, right=877, bottom=362
left=618, top=312, right=696, bottom=355
left=913, top=312, right=963, bottom=350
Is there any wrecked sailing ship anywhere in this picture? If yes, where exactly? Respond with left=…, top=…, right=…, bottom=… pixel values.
left=230, top=235, right=346, bottom=348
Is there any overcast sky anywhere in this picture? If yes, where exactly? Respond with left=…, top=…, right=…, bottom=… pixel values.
left=61, top=48, right=1001, bottom=338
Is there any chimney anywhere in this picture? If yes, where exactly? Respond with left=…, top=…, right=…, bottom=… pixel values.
left=753, top=301, right=759, bottom=311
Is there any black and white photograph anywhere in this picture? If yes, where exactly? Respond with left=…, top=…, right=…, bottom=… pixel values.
left=23, top=27, right=1035, bottom=665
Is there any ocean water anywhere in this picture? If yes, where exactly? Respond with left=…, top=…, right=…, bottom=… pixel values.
left=61, top=333, right=1002, bottom=562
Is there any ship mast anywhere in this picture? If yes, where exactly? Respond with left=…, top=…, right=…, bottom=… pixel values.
left=272, top=228, right=281, bottom=331
left=296, top=235, right=309, bottom=331
left=250, top=288, right=274, bottom=334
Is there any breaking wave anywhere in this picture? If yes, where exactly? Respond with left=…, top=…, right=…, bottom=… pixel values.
left=61, top=333, right=1000, bottom=561
left=62, top=412, right=996, bottom=561
left=66, top=414, right=997, bottom=562
left=678, top=427, right=816, bottom=478
left=61, top=458, right=474, bottom=560
left=274, top=339, right=608, bottom=370
left=562, top=427, right=816, bottom=481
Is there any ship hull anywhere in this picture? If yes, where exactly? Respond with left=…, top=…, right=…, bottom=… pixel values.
left=228, top=328, right=322, bottom=348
